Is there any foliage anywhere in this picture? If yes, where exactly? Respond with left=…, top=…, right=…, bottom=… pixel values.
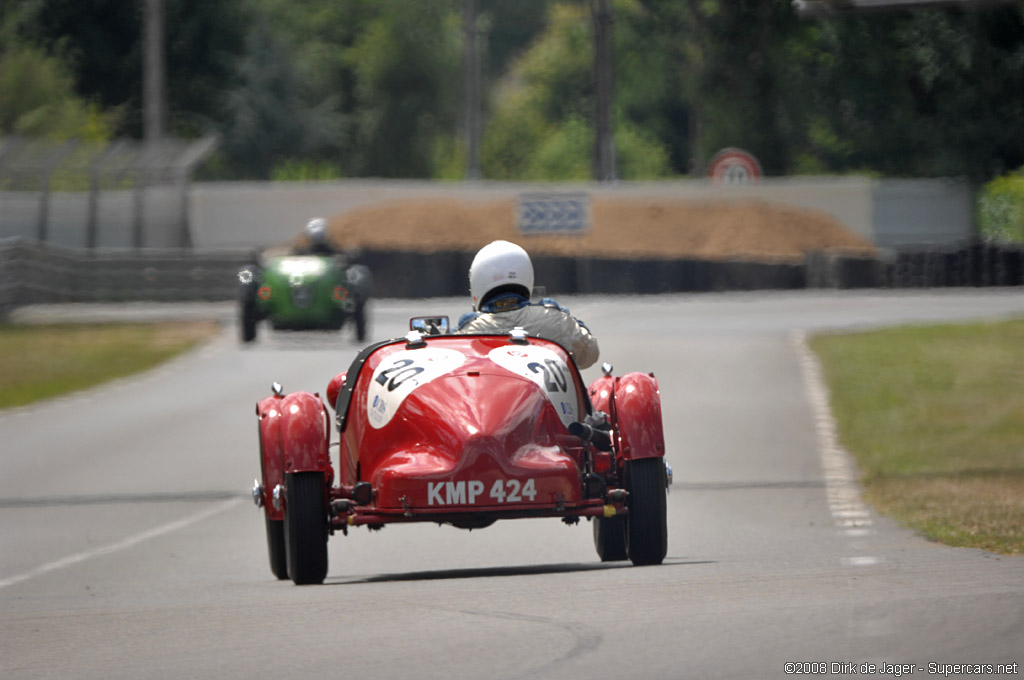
left=247, top=0, right=462, bottom=179
left=481, top=1, right=674, bottom=180
left=270, top=159, right=344, bottom=182
left=0, top=12, right=113, bottom=141
left=977, top=167, right=1024, bottom=243
left=6, top=0, right=250, bottom=140
left=346, top=0, right=462, bottom=177
left=528, top=115, right=593, bottom=181
left=3, top=0, right=1024, bottom=183
left=220, top=17, right=343, bottom=179
left=431, top=136, right=469, bottom=182
left=636, top=0, right=801, bottom=175
left=615, top=120, right=672, bottom=180
left=481, top=87, right=553, bottom=180
left=793, top=8, right=1024, bottom=179
left=0, top=45, right=111, bottom=141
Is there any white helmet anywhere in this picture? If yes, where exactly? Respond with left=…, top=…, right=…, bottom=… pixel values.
left=305, top=217, right=328, bottom=245
left=469, top=240, right=534, bottom=310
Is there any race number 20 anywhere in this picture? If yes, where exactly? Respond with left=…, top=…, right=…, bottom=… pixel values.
left=488, top=345, right=578, bottom=427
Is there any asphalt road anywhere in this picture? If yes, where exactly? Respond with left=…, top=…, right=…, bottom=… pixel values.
left=2, top=290, right=1023, bottom=680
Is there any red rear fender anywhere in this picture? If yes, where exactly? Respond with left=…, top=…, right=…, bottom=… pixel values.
left=587, top=372, right=665, bottom=462
left=257, top=391, right=332, bottom=520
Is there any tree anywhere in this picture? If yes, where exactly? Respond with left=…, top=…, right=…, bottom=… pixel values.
left=13, top=0, right=250, bottom=139
left=794, top=6, right=1024, bottom=179
left=218, top=19, right=343, bottom=179
left=347, top=0, right=463, bottom=177
left=0, top=11, right=111, bottom=140
left=481, top=1, right=672, bottom=180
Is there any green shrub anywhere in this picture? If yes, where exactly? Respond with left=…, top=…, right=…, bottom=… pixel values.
left=526, top=115, right=592, bottom=181
left=977, top=168, right=1024, bottom=243
left=270, top=158, right=343, bottom=181
left=615, top=120, right=672, bottom=180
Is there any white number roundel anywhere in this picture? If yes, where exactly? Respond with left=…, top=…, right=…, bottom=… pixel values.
left=488, top=345, right=578, bottom=427
left=366, top=348, right=466, bottom=429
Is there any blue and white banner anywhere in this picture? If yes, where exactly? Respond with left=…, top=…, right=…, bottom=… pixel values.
left=517, top=193, right=591, bottom=234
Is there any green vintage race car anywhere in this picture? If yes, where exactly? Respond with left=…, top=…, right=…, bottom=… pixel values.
left=237, top=253, right=372, bottom=344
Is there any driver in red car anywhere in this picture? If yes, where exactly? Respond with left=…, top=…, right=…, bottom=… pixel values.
left=455, top=240, right=600, bottom=369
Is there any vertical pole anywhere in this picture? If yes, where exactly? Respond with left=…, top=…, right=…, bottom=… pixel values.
left=463, top=0, right=481, bottom=181
left=142, top=0, right=165, bottom=248
left=87, top=166, right=99, bottom=249
left=591, top=0, right=617, bottom=182
left=143, top=0, right=166, bottom=146
left=177, top=170, right=193, bottom=249
left=134, top=159, right=145, bottom=249
left=37, top=172, right=50, bottom=243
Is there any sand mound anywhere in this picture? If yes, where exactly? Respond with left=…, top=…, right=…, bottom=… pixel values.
left=314, top=197, right=876, bottom=262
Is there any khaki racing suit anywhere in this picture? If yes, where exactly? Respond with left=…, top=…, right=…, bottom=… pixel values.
left=456, top=294, right=600, bottom=369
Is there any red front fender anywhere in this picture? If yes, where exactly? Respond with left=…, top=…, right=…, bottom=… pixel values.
left=587, top=372, right=665, bottom=462
left=257, top=391, right=332, bottom=520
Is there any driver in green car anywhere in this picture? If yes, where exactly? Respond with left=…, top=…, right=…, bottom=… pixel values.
left=295, top=217, right=340, bottom=256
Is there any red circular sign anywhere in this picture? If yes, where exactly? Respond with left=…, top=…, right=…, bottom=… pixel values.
left=708, top=148, right=762, bottom=185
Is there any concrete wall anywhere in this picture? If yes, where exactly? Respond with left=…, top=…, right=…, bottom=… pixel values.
left=1, top=177, right=975, bottom=252
left=189, top=177, right=887, bottom=251
left=871, top=179, right=974, bottom=248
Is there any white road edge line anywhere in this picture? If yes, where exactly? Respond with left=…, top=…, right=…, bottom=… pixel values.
left=791, top=329, right=882, bottom=565
left=0, top=497, right=243, bottom=590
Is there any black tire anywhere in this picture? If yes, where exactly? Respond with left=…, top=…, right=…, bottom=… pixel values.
left=625, top=458, right=668, bottom=566
left=265, top=516, right=288, bottom=580
left=241, top=299, right=257, bottom=343
left=593, top=514, right=628, bottom=561
left=283, top=472, right=329, bottom=585
left=354, top=303, right=368, bottom=343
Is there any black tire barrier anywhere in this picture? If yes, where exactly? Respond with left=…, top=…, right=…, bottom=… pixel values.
left=2, top=238, right=1021, bottom=317
left=807, top=242, right=1024, bottom=290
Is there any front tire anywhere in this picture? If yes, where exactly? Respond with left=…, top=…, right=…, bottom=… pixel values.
left=265, top=516, right=288, bottom=579
left=283, top=472, right=329, bottom=585
left=241, top=298, right=257, bottom=343
left=625, top=459, right=668, bottom=566
left=354, top=302, right=368, bottom=343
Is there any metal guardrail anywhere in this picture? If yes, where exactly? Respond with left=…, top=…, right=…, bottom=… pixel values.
left=0, top=238, right=251, bottom=315
left=0, top=135, right=219, bottom=249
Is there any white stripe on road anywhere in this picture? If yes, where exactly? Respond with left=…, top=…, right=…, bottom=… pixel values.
left=0, top=498, right=243, bottom=590
left=792, top=329, right=882, bottom=567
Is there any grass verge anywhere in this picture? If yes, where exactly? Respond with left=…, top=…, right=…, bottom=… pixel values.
left=0, top=321, right=221, bottom=410
left=810, top=318, right=1024, bottom=555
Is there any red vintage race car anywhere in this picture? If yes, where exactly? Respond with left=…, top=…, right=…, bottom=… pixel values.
left=251, top=317, right=671, bottom=585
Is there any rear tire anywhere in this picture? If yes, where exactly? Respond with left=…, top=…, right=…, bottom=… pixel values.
left=593, top=514, right=628, bottom=561
left=265, top=516, right=288, bottom=580
left=283, top=472, right=329, bottom=585
left=625, top=458, right=668, bottom=566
